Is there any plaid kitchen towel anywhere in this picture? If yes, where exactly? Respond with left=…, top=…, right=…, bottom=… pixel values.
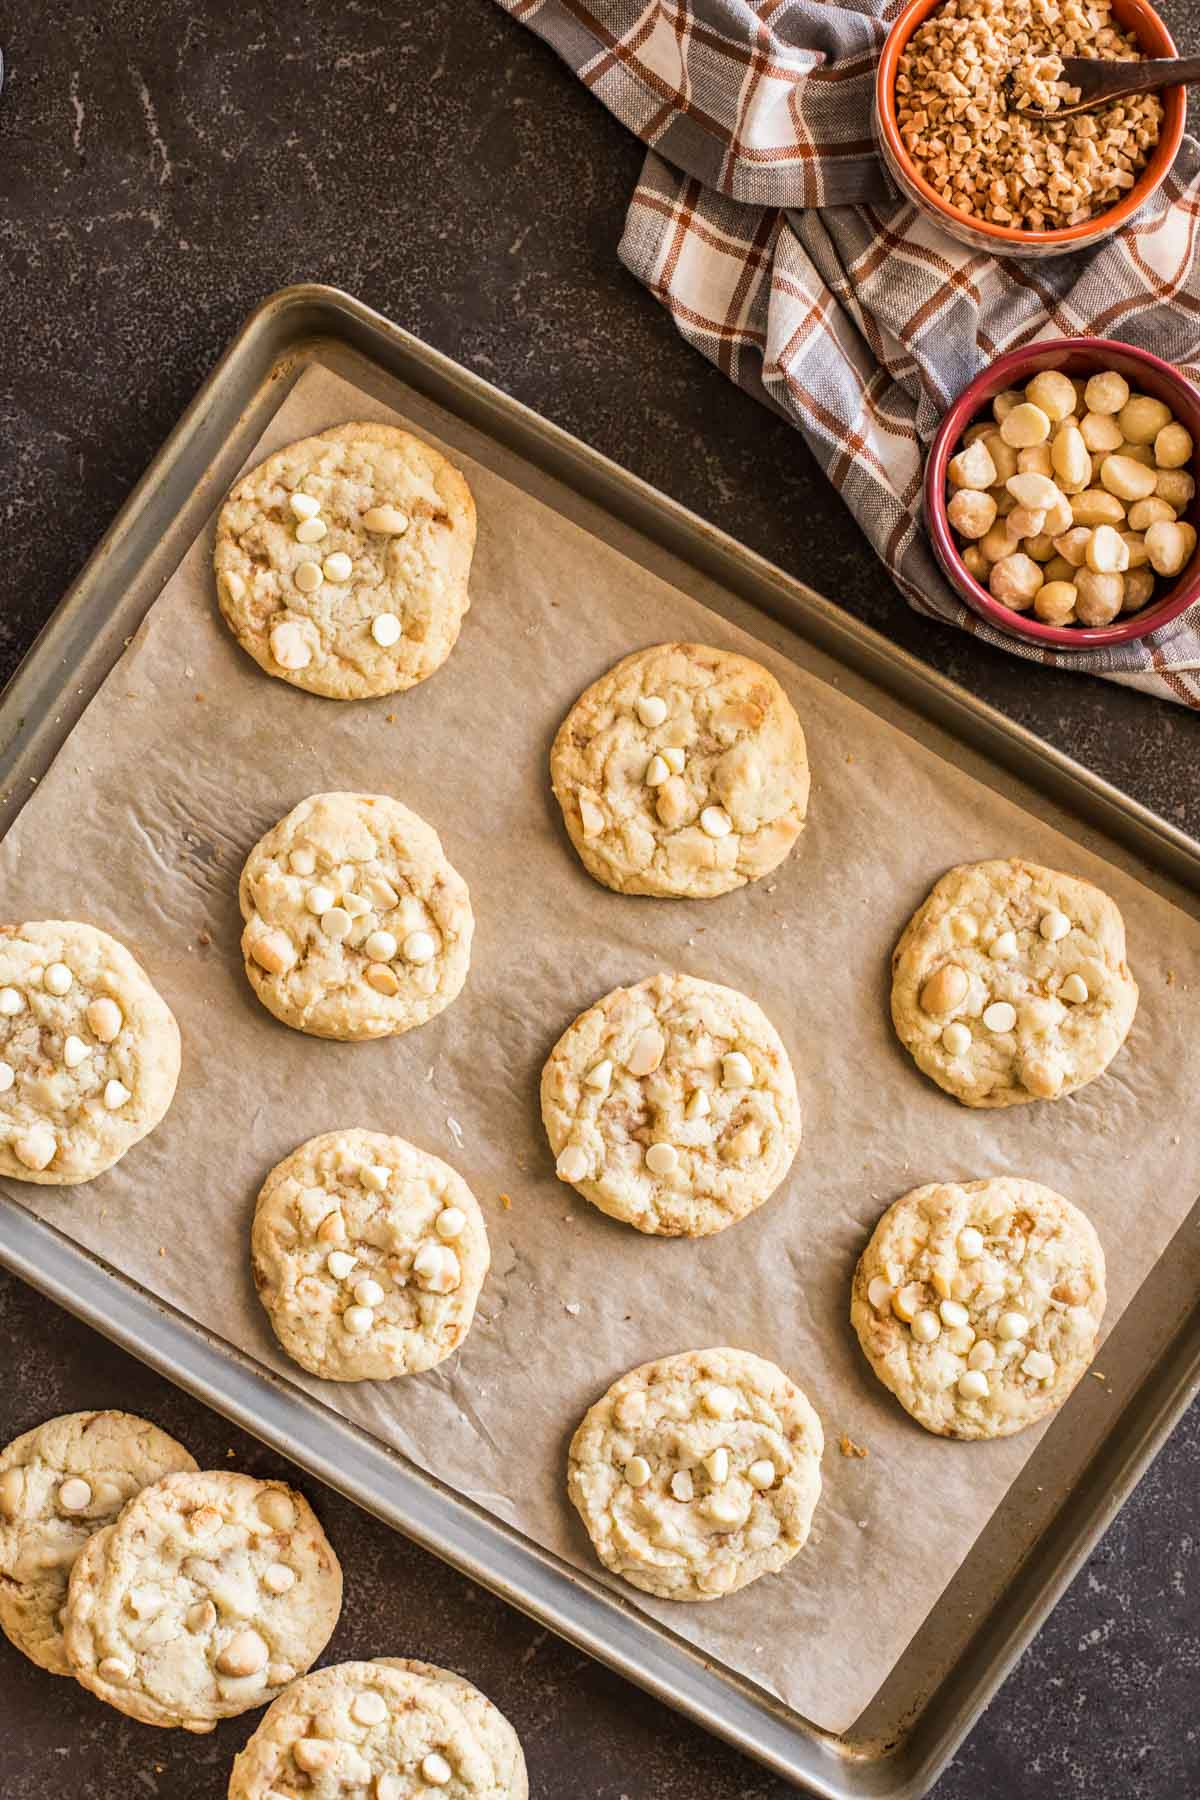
left=497, top=0, right=1200, bottom=707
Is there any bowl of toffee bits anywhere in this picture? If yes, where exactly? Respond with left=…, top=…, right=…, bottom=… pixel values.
left=877, top=0, right=1185, bottom=257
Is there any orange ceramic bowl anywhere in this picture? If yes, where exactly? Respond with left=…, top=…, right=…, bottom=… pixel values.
left=876, top=0, right=1185, bottom=259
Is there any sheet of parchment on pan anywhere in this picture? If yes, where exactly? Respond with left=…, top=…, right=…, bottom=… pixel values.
left=2, top=361, right=1199, bottom=1737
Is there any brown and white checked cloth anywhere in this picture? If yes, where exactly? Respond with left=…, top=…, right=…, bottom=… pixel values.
left=497, top=0, right=1200, bottom=707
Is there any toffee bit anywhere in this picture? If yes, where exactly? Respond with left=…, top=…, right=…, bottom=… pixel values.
left=498, top=1192, right=512, bottom=1210
left=198, top=930, right=211, bottom=947
left=839, top=1434, right=869, bottom=1459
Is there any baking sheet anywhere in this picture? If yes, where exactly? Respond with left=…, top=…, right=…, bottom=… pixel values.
left=3, top=363, right=1199, bottom=1738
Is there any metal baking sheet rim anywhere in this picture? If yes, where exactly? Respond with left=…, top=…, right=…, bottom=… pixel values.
left=0, top=283, right=1193, bottom=1800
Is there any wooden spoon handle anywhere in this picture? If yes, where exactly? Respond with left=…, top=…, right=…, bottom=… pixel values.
left=1072, top=55, right=1200, bottom=100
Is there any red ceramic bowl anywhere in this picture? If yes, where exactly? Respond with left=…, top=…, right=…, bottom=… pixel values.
left=877, top=0, right=1185, bottom=259
left=926, top=340, right=1200, bottom=649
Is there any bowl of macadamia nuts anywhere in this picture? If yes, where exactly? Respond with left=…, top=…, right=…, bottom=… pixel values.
left=878, top=0, right=1185, bottom=258
left=926, top=339, right=1200, bottom=647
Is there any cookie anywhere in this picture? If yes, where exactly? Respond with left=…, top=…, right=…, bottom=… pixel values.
left=0, top=920, right=181, bottom=1184
left=0, top=1411, right=196, bottom=1676
left=890, top=859, right=1138, bottom=1108
left=567, top=1348, right=823, bottom=1602
left=63, top=1469, right=342, bottom=1730
left=227, top=1659, right=524, bottom=1798
left=541, top=972, right=801, bottom=1237
left=214, top=422, right=476, bottom=701
left=376, top=1661, right=528, bottom=1799
left=550, top=642, right=809, bottom=899
left=851, top=1178, right=1106, bottom=1440
left=252, top=1129, right=490, bottom=1382
left=239, top=791, right=473, bottom=1041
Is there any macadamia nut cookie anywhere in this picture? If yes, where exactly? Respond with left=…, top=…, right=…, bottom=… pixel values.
left=63, top=1469, right=342, bottom=1731
left=0, top=920, right=180, bottom=1183
left=891, top=860, right=1137, bottom=1107
left=541, top=973, right=801, bottom=1237
left=239, top=791, right=473, bottom=1040
left=852, top=1179, right=1106, bottom=1440
left=567, top=1348, right=823, bottom=1602
left=214, top=422, right=476, bottom=700
left=0, top=1411, right=196, bottom=1676
left=227, top=1659, right=524, bottom=1799
left=252, top=1129, right=490, bottom=1382
left=550, top=642, right=809, bottom=898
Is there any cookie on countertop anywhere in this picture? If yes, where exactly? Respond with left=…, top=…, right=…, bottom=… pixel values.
left=227, top=1659, right=525, bottom=1798
left=376, top=1660, right=528, bottom=1800
left=239, top=791, right=473, bottom=1041
left=851, top=1177, right=1106, bottom=1440
left=550, top=642, right=810, bottom=899
left=0, top=1411, right=196, bottom=1677
left=567, top=1348, right=823, bottom=1603
left=63, top=1469, right=342, bottom=1731
left=0, top=920, right=181, bottom=1185
left=252, top=1129, right=490, bottom=1382
left=214, top=422, right=476, bottom=701
left=890, top=859, right=1138, bottom=1108
left=541, top=972, right=801, bottom=1237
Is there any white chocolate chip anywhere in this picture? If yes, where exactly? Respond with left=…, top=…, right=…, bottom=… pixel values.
left=556, top=1145, right=588, bottom=1182
left=700, top=805, right=732, bottom=838
left=0, top=988, right=25, bottom=1016
left=86, top=997, right=122, bottom=1040
left=289, top=492, right=321, bottom=519
left=720, top=1051, right=753, bottom=1089
left=223, top=570, right=246, bottom=601
left=305, top=884, right=337, bottom=915
left=670, top=1469, right=694, bottom=1502
left=97, top=1657, right=133, bottom=1684
left=354, top=1277, right=384, bottom=1308
left=58, top=1477, right=92, bottom=1512
left=584, top=1059, right=613, bottom=1093
left=702, top=1385, right=737, bottom=1419
left=371, top=612, right=403, bottom=647
left=579, top=797, right=605, bottom=838
left=269, top=621, right=312, bottom=670
left=403, top=930, right=436, bottom=964
left=342, top=1305, right=374, bottom=1336
left=1040, top=909, right=1070, bottom=942
left=957, top=1370, right=989, bottom=1401
left=1060, top=973, right=1089, bottom=1004
left=624, top=1455, right=651, bottom=1487
left=942, top=1021, right=971, bottom=1056
left=257, top=1490, right=295, bottom=1530
left=645, top=1142, right=678, bottom=1176
left=421, top=1753, right=452, bottom=1787
left=747, top=1459, right=775, bottom=1490
left=644, top=753, right=670, bottom=787
left=322, top=551, right=352, bottom=582
left=326, top=1250, right=357, bottom=1280
left=217, top=1629, right=268, bottom=1678
left=635, top=695, right=668, bottom=727
left=939, top=1299, right=969, bottom=1329
left=62, top=1034, right=90, bottom=1069
left=352, top=1689, right=389, bottom=1726
left=1022, top=1349, right=1055, bottom=1381
left=997, top=1310, right=1029, bottom=1341
left=436, top=1206, right=466, bottom=1241
left=293, top=1740, right=338, bottom=1773
left=911, top=1309, right=941, bottom=1343
left=43, top=962, right=73, bottom=996
left=293, top=560, right=323, bottom=594
left=982, top=1000, right=1016, bottom=1033
left=294, top=516, right=327, bottom=544
left=320, top=907, right=353, bottom=940
left=867, top=1275, right=894, bottom=1310
left=968, top=1340, right=996, bottom=1371
left=0, top=1062, right=13, bottom=1092
left=685, top=1088, right=710, bottom=1121
left=103, top=1079, right=131, bottom=1110
left=703, top=1446, right=730, bottom=1484
left=361, top=1163, right=391, bottom=1192
left=362, top=506, right=409, bottom=535
left=957, top=1227, right=984, bottom=1259
left=989, top=931, right=1017, bottom=959
left=261, top=1562, right=296, bottom=1595
left=625, top=1027, right=665, bottom=1077
left=413, top=1242, right=461, bottom=1293
left=364, top=929, right=398, bottom=962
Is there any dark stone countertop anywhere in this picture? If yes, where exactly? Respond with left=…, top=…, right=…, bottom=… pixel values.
left=0, top=4, right=1197, bottom=1796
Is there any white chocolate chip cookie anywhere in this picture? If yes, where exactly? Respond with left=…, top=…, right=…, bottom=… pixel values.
left=214, top=423, right=476, bottom=700
left=550, top=643, right=809, bottom=898
left=251, top=1129, right=490, bottom=1382
left=63, top=1469, right=342, bottom=1730
left=567, top=1348, right=823, bottom=1602
left=0, top=920, right=181, bottom=1184
left=376, top=1660, right=528, bottom=1799
left=239, top=791, right=473, bottom=1040
left=228, top=1659, right=523, bottom=1799
left=851, top=1178, right=1106, bottom=1440
left=891, top=860, right=1137, bottom=1107
left=541, top=973, right=801, bottom=1237
left=0, top=1411, right=196, bottom=1676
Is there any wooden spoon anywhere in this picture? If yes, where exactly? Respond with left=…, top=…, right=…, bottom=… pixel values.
left=1004, top=55, right=1198, bottom=119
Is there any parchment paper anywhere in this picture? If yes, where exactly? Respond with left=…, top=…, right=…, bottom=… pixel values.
left=3, top=363, right=1199, bottom=1737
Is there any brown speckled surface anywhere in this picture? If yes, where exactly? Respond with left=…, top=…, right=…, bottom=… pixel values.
left=0, top=3, right=1198, bottom=1795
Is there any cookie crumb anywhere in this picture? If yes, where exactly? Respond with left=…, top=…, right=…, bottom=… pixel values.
left=1166, top=969, right=1176, bottom=985
left=498, top=1192, right=512, bottom=1210
left=198, top=930, right=211, bottom=947
left=386, top=712, right=397, bottom=724
left=563, top=1301, right=581, bottom=1316
left=839, top=1434, right=869, bottom=1459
